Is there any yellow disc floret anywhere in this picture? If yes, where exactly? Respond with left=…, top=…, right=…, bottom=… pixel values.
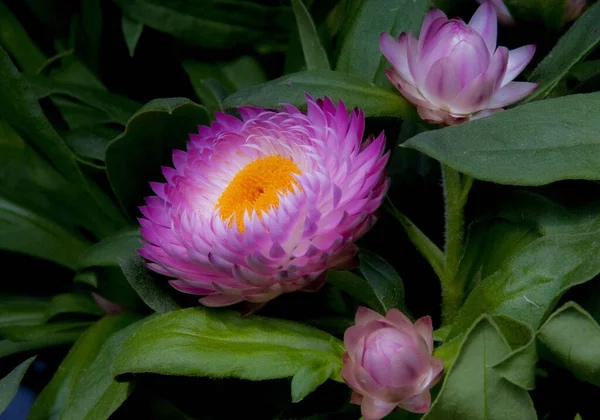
left=216, top=156, right=302, bottom=233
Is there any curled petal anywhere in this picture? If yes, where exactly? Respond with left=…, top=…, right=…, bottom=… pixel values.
left=361, top=396, right=398, bottom=420
left=502, top=45, right=536, bottom=87
left=469, top=1, right=498, bottom=54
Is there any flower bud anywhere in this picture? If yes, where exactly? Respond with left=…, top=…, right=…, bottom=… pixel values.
left=381, top=3, right=538, bottom=125
left=341, top=307, right=444, bottom=420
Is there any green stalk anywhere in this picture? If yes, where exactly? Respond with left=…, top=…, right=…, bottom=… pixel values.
left=441, top=164, right=473, bottom=324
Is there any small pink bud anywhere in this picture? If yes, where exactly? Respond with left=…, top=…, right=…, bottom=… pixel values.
left=341, top=307, right=444, bottom=420
left=92, top=293, right=128, bottom=315
left=380, top=3, right=538, bottom=125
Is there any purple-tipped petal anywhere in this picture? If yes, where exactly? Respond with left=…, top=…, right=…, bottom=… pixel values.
left=451, top=73, right=496, bottom=115
left=502, top=45, right=536, bottom=87
left=380, top=33, right=414, bottom=85
left=478, top=0, right=516, bottom=25
left=469, top=2, right=498, bottom=54
left=414, top=316, right=434, bottom=352
left=355, top=306, right=384, bottom=326
left=418, top=9, right=448, bottom=53
left=488, top=81, right=539, bottom=108
left=449, top=38, right=491, bottom=86
left=488, top=46, right=509, bottom=92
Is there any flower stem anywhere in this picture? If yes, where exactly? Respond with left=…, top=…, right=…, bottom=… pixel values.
left=441, top=164, right=473, bottom=325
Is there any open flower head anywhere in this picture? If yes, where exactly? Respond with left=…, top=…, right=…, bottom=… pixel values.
left=138, top=96, right=389, bottom=309
left=381, top=3, right=538, bottom=125
left=342, top=307, right=444, bottom=420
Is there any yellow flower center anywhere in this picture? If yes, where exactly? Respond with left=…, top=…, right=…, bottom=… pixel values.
left=216, top=155, right=302, bottom=233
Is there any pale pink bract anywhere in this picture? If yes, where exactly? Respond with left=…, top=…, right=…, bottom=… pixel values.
left=380, top=3, right=538, bottom=125
left=342, top=307, right=444, bottom=420
left=138, top=96, right=389, bottom=309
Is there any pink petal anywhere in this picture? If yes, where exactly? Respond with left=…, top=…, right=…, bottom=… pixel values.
left=355, top=306, right=384, bottom=325
left=414, top=316, right=434, bottom=352
left=361, top=396, right=397, bottom=420
left=449, top=39, right=490, bottom=87
left=451, top=72, right=495, bottom=115
left=423, top=57, right=462, bottom=108
left=418, top=9, right=448, bottom=53
left=502, top=45, right=536, bottom=87
left=380, top=32, right=414, bottom=85
left=385, top=70, right=430, bottom=109
left=425, top=357, right=445, bottom=390
left=469, top=2, right=498, bottom=55
left=488, top=81, right=539, bottom=108
left=397, top=390, right=431, bottom=414
left=351, top=392, right=364, bottom=405
left=384, top=308, right=414, bottom=331
left=487, top=46, right=509, bottom=92
left=199, top=294, right=245, bottom=307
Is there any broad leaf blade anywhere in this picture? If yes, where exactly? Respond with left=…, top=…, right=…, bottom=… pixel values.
left=223, top=70, right=416, bottom=118
left=77, top=229, right=140, bottom=269
left=404, top=92, right=600, bottom=186
left=537, top=302, right=600, bottom=386
left=113, top=308, right=344, bottom=387
left=425, top=317, right=536, bottom=420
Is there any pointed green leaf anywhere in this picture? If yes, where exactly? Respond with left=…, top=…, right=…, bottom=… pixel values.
left=0, top=356, right=36, bottom=415
left=0, top=322, right=91, bottom=358
left=121, top=16, right=144, bottom=57
left=291, top=0, right=330, bottom=71
left=118, top=256, right=182, bottom=313
left=359, top=249, right=406, bottom=314
left=77, top=229, right=140, bottom=269
left=291, top=363, right=334, bottom=403
left=327, top=270, right=384, bottom=313
left=525, top=2, right=600, bottom=102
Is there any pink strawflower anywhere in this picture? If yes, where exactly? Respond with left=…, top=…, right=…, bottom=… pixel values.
left=381, top=3, right=538, bottom=125
left=138, top=96, right=389, bottom=309
left=342, top=307, right=444, bottom=420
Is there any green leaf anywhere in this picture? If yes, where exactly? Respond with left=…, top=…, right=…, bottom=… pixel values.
left=61, top=125, right=121, bottom=164
left=404, top=92, right=600, bottom=186
left=0, top=295, right=49, bottom=328
left=77, top=229, right=140, bottom=269
left=28, top=313, right=140, bottom=420
left=359, top=249, right=406, bottom=314
left=0, top=2, right=46, bottom=75
left=291, top=363, right=333, bottom=403
left=537, top=302, right=600, bottom=386
left=425, top=317, right=537, bottom=420
left=446, top=205, right=600, bottom=343
left=0, top=45, right=126, bottom=237
left=0, top=322, right=91, bottom=358
left=28, top=76, right=140, bottom=126
left=105, top=98, right=210, bottom=218
left=386, top=200, right=445, bottom=281
left=336, top=0, right=430, bottom=85
left=118, top=256, right=182, bottom=313
left=113, top=308, right=344, bottom=390
left=121, top=16, right=143, bottom=58
left=223, top=70, right=416, bottom=118
left=326, top=270, right=384, bottom=313
left=525, top=1, right=600, bottom=102
left=503, top=0, right=565, bottom=31
left=61, top=317, right=144, bottom=420
left=291, top=0, right=330, bottom=71
left=0, top=196, right=89, bottom=269
left=45, top=294, right=103, bottom=321
left=113, top=0, right=291, bottom=49
left=0, top=356, right=36, bottom=415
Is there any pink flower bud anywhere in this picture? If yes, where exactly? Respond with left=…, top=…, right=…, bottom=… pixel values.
left=380, top=3, right=538, bottom=125
left=341, top=307, right=444, bottom=420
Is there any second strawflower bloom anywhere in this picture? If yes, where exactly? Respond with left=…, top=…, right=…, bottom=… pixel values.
left=138, top=96, right=389, bottom=309
left=381, top=2, right=539, bottom=125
